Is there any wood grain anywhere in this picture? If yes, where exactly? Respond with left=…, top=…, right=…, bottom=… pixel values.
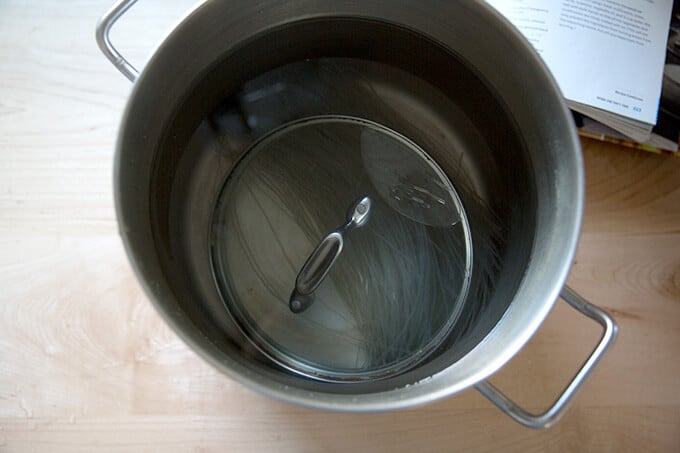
left=1, top=1, right=679, bottom=451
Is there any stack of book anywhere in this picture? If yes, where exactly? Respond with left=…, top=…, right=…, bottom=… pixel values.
left=487, top=0, right=679, bottom=155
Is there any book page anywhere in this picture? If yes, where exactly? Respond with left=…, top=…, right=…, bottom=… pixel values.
left=486, top=0, right=673, bottom=125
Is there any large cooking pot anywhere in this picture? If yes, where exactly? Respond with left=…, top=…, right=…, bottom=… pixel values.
left=97, top=0, right=617, bottom=428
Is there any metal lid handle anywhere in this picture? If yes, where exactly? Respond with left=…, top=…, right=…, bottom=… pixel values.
left=289, top=196, right=372, bottom=313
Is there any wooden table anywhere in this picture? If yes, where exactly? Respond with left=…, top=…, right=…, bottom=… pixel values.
left=1, top=1, right=679, bottom=451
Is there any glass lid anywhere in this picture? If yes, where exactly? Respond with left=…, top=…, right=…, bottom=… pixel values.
left=210, top=116, right=472, bottom=381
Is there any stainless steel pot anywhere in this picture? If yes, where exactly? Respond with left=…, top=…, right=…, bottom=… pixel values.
left=97, top=0, right=617, bottom=428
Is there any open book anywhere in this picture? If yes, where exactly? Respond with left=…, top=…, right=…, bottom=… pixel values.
left=486, top=0, right=674, bottom=145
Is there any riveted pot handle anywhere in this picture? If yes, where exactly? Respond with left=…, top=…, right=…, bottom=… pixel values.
left=96, top=0, right=141, bottom=82
left=475, top=286, right=618, bottom=429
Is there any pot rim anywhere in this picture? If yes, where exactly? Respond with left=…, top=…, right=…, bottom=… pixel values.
left=114, top=0, right=583, bottom=411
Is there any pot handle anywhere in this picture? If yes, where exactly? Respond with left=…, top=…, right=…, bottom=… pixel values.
left=96, top=0, right=140, bottom=82
left=474, top=286, right=618, bottom=429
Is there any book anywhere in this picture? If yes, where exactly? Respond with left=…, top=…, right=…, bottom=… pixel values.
left=486, top=0, right=675, bottom=146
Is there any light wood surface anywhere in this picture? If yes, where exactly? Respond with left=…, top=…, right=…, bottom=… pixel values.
left=1, top=1, right=679, bottom=451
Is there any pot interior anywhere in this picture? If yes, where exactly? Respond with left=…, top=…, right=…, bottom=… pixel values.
left=138, top=17, right=537, bottom=393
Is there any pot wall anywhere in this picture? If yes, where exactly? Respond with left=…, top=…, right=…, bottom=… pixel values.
left=115, top=0, right=582, bottom=411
